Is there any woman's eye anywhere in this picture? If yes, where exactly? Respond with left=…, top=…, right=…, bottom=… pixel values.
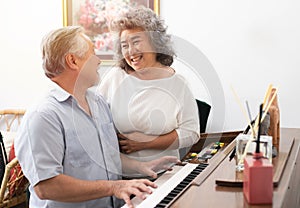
left=133, top=40, right=140, bottom=45
left=121, top=44, right=128, bottom=49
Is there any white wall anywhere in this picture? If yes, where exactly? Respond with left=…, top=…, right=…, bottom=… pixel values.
left=1, top=0, right=299, bottom=132
left=161, top=0, right=300, bottom=132
left=0, top=0, right=61, bottom=109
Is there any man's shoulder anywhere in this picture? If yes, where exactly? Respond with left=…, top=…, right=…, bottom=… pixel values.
left=25, top=93, right=62, bottom=118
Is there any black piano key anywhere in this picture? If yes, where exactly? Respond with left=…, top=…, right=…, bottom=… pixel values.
left=185, top=179, right=194, bottom=184
left=155, top=201, right=169, bottom=207
left=160, top=198, right=172, bottom=204
left=170, top=190, right=179, bottom=194
left=154, top=205, right=165, bottom=208
left=176, top=186, right=186, bottom=191
left=197, top=165, right=206, bottom=169
left=168, top=192, right=178, bottom=197
left=170, top=189, right=181, bottom=194
left=195, top=167, right=203, bottom=170
left=170, top=190, right=181, bottom=195
left=174, top=187, right=183, bottom=192
left=189, top=172, right=199, bottom=177
left=180, top=181, right=190, bottom=186
left=186, top=174, right=197, bottom=179
left=177, top=184, right=186, bottom=189
left=185, top=176, right=195, bottom=181
left=185, top=176, right=193, bottom=180
left=163, top=196, right=174, bottom=202
left=158, top=196, right=176, bottom=206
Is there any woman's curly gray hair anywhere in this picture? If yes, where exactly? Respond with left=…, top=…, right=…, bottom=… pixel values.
left=110, top=6, right=175, bottom=71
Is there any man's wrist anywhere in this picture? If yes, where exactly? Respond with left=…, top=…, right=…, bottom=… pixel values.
left=102, top=180, right=115, bottom=197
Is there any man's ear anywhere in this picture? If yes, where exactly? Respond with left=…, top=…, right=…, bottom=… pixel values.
left=65, top=53, right=78, bottom=70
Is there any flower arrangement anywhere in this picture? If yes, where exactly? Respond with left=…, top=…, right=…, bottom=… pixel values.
left=77, top=0, right=131, bottom=52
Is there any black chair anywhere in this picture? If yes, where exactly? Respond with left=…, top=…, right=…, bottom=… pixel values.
left=195, top=99, right=211, bottom=133
left=179, top=99, right=211, bottom=159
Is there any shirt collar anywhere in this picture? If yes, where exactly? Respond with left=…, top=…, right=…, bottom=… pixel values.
left=49, top=83, right=72, bottom=102
left=49, top=84, right=100, bottom=103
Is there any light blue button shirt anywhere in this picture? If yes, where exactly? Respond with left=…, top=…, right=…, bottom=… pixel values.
left=15, top=86, right=123, bottom=208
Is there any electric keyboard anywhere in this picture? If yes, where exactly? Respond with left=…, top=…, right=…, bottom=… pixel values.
left=122, top=162, right=208, bottom=208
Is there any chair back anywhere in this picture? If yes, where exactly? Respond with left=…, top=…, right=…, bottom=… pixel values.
left=0, top=109, right=28, bottom=208
left=195, top=99, right=211, bottom=133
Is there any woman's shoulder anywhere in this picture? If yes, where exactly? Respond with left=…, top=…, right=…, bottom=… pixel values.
left=169, top=73, right=195, bottom=95
left=170, top=72, right=189, bottom=85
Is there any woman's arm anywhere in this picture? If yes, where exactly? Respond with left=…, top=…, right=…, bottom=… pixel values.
left=118, top=130, right=179, bottom=154
left=119, top=85, right=200, bottom=154
left=118, top=76, right=200, bottom=154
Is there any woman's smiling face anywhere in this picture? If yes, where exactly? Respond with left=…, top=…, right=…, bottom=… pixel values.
left=120, top=28, right=157, bottom=71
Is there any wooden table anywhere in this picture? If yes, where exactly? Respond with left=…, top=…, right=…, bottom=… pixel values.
left=171, top=128, right=300, bottom=208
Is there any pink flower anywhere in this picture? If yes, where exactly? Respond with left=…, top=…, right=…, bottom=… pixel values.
left=95, top=38, right=105, bottom=50
left=77, top=0, right=132, bottom=52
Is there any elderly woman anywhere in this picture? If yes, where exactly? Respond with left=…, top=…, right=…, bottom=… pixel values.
left=98, top=6, right=199, bottom=165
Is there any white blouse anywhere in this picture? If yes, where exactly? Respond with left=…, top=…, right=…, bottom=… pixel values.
left=97, top=67, right=200, bottom=162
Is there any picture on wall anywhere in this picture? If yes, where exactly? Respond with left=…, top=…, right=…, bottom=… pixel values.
left=63, top=0, right=160, bottom=64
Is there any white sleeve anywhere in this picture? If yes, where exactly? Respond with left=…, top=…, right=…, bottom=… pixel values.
left=175, top=82, right=200, bottom=148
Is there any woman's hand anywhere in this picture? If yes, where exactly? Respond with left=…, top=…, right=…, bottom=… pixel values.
left=119, top=138, right=142, bottom=154
left=118, top=132, right=156, bottom=154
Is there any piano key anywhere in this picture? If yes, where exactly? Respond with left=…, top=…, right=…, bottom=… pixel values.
left=122, top=163, right=200, bottom=208
left=122, top=163, right=208, bottom=208
left=155, top=163, right=208, bottom=207
left=180, top=181, right=190, bottom=186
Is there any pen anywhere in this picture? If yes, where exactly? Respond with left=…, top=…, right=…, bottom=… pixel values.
left=229, top=148, right=236, bottom=161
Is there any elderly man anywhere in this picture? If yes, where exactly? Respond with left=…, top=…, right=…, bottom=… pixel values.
left=15, top=26, right=178, bottom=208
